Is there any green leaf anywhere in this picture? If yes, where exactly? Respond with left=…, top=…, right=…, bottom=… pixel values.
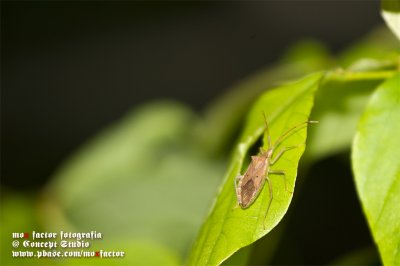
left=0, top=191, right=51, bottom=266
left=306, top=73, right=392, bottom=161
left=188, top=72, right=323, bottom=265
left=381, top=0, right=400, bottom=41
left=382, top=0, right=400, bottom=11
left=40, top=102, right=225, bottom=264
left=194, top=40, right=331, bottom=157
left=352, top=74, right=400, bottom=266
left=338, top=27, right=400, bottom=68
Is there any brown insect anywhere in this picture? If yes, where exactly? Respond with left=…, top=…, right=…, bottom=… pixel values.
left=235, top=114, right=317, bottom=224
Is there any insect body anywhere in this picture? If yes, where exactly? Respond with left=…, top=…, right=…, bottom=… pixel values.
left=235, top=151, right=272, bottom=208
left=235, top=115, right=317, bottom=224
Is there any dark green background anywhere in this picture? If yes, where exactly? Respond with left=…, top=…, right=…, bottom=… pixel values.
left=2, top=1, right=381, bottom=188
left=1, top=2, right=383, bottom=265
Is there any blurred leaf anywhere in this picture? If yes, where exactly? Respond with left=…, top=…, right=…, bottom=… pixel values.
left=382, top=0, right=400, bottom=11
left=40, top=102, right=225, bottom=264
left=381, top=0, right=400, bottom=40
left=195, top=40, right=332, bottom=157
left=305, top=29, right=399, bottom=160
left=0, top=191, right=50, bottom=265
left=306, top=76, right=387, bottom=161
left=279, top=40, right=331, bottom=65
left=338, top=27, right=400, bottom=68
left=65, top=240, right=181, bottom=266
left=329, top=246, right=380, bottom=265
left=352, top=74, right=400, bottom=266
left=188, top=73, right=323, bottom=265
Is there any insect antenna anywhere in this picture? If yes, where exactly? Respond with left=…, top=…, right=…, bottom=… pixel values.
left=271, top=120, right=318, bottom=150
left=262, top=112, right=271, bottom=150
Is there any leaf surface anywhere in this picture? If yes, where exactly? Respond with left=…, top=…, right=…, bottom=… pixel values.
left=381, top=0, right=400, bottom=41
left=188, top=73, right=323, bottom=265
left=352, top=74, right=400, bottom=266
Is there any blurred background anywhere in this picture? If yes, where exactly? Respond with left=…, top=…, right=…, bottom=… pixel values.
left=1, top=1, right=392, bottom=265
left=2, top=1, right=381, bottom=188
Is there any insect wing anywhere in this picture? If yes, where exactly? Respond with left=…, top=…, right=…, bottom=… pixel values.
left=240, top=156, right=268, bottom=208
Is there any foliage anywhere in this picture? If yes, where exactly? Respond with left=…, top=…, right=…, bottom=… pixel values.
left=352, top=75, right=400, bottom=266
left=1, top=10, right=400, bottom=266
left=188, top=73, right=323, bottom=265
left=381, top=0, right=400, bottom=40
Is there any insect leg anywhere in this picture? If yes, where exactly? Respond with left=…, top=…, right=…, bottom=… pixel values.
left=234, top=175, right=243, bottom=207
left=268, top=169, right=293, bottom=194
left=263, top=176, right=273, bottom=229
left=270, top=144, right=304, bottom=165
